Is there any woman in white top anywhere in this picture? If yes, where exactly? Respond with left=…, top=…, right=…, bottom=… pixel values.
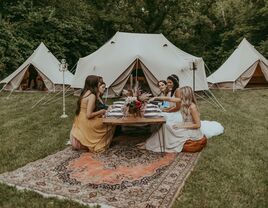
left=164, top=74, right=181, bottom=112
left=144, top=86, right=204, bottom=152
left=152, top=74, right=183, bottom=124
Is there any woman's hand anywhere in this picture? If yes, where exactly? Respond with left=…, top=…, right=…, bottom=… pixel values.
left=98, top=109, right=107, bottom=117
left=172, top=124, right=183, bottom=129
left=162, top=108, right=169, bottom=112
left=149, top=97, right=155, bottom=102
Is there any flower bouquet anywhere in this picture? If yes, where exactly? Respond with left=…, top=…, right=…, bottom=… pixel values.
left=123, top=96, right=143, bottom=117
left=122, top=82, right=151, bottom=117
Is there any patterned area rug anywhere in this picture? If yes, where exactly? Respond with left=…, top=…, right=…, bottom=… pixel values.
left=0, top=135, right=200, bottom=208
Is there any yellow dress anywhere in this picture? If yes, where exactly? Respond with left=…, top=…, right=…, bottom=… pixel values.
left=70, top=102, right=115, bottom=153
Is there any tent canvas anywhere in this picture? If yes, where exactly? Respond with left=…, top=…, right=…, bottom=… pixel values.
left=0, top=42, right=74, bottom=92
left=72, top=32, right=209, bottom=96
left=207, top=38, right=268, bottom=89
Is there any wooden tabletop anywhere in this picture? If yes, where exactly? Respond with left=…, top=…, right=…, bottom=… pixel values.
left=103, top=117, right=166, bottom=125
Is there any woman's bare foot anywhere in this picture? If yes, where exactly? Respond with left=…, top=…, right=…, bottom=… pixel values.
left=71, top=137, right=87, bottom=150
left=136, top=142, right=146, bottom=150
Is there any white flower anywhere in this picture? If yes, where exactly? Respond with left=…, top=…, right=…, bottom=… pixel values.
left=125, top=96, right=137, bottom=105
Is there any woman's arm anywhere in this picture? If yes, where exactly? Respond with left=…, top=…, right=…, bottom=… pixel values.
left=86, top=94, right=106, bottom=119
left=149, top=95, right=181, bottom=112
left=150, top=95, right=181, bottom=103
left=165, top=89, right=181, bottom=112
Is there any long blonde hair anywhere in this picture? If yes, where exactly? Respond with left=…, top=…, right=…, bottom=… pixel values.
left=180, top=86, right=198, bottom=121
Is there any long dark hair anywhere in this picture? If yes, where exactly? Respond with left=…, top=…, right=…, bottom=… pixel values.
left=98, top=81, right=106, bottom=104
left=167, top=74, right=179, bottom=97
left=75, top=75, right=99, bottom=115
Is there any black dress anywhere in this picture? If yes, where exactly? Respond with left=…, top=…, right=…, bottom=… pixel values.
left=96, top=99, right=108, bottom=111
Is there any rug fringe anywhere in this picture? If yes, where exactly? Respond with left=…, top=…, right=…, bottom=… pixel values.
left=168, top=152, right=202, bottom=208
left=0, top=180, right=114, bottom=208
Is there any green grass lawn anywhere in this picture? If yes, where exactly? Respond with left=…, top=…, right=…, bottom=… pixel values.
left=0, top=90, right=267, bottom=208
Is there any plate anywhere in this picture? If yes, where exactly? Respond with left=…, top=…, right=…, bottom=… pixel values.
left=113, top=101, right=125, bottom=105
left=107, top=112, right=124, bottom=117
left=144, top=108, right=161, bottom=112
left=112, top=104, right=124, bottom=108
left=146, top=104, right=158, bottom=108
left=109, top=108, right=122, bottom=112
left=143, top=112, right=162, bottom=117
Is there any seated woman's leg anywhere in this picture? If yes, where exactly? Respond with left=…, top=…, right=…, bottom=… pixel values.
left=70, top=135, right=88, bottom=150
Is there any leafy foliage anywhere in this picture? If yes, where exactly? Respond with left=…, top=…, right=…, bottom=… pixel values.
left=0, top=0, right=267, bottom=78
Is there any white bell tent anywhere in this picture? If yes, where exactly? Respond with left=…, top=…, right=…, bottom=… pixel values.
left=0, top=42, right=74, bottom=92
left=207, top=38, right=268, bottom=90
left=72, top=32, right=209, bottom=96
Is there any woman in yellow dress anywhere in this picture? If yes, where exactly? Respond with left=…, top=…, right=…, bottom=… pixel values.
left=70, top=75, right=115, bottom=152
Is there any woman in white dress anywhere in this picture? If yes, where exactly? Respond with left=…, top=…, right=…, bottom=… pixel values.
left=164, top=74, right=180, bottom=112
left=154, top=74, right=183, bottom=123
left=142, top=86, right=205, bottom=152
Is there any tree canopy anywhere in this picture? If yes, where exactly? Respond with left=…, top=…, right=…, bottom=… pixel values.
left=0, top=0, right=267, bottom=78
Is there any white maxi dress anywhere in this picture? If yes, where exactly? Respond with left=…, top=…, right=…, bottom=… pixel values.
left=145, top=112, right=203, bottom=153
left=145, top=98, right=224, bottom=152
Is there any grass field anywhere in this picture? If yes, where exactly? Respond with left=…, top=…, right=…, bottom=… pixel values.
left=0, top=90, right=267, bottom=208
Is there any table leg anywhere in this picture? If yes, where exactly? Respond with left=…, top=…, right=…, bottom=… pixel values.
left=161, top=124, right=165, bottom=156
left=157, top=125, right=164, bottom=156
